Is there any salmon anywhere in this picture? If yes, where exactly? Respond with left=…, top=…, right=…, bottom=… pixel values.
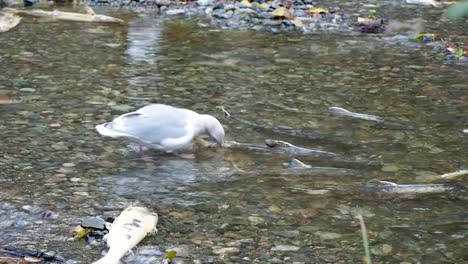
left=93, top=206, right=158, bottom=264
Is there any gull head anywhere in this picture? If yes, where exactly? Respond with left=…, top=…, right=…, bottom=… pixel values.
left=202, top=114, right=225, bottom=147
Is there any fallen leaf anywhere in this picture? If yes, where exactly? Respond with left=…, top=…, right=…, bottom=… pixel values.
left=310, top=7, right=328, bottom=14
left=74, top=227, right=92, bottom=239
left=291, top=19, right=304, bottom=27
left=369, top=9, right=377, bottom=13
left=357, top=17, right=374, bottom=23
left=241, top=0, right=252, bottom=7
left=0, top=95, right=13, bottom=104
left=454, top=49, right=464, bottom=58
left=164, top=251, right=177, bottom=260
left=255, top=3, right=269, bottom=9
left=270, top=7, right=286, bottom=17
left=415, top=33, right=436, bottom=43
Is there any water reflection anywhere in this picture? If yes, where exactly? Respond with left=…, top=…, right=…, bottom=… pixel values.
left=125, top=14, right=163, bottom=64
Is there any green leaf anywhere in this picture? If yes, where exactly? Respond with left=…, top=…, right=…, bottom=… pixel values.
left=415, top=33, right=435, bottom=43
left=74, top=228, right=92, bottom=239
left=454, top=49, right=464, bottom=58
left=164, top=251, right=177, bottom=260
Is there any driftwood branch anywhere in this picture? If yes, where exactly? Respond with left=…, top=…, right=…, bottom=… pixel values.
left=3, top=7, right=124, bottom=23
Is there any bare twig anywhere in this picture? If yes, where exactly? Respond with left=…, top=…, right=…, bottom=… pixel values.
left=439, top=169, right=468, bottom=180
left=357, top=214, right=372, bottom=264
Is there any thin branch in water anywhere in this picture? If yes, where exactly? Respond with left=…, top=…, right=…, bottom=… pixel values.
left=439, top=169, right=468, bottom=180
left=357, top=214, right=372, bottom=264
left=230, top=160, right=246, bottom=173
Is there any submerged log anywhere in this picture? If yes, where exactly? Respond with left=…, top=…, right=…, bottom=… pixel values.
left=2, top=7, right=124, bottom=23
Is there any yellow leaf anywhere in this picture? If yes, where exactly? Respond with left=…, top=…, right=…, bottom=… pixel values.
left=255, top=3, right=270, bottom=10
left=74, top=228, right=92, bottom=239
left=357, top=17, right=374, bottom=23
left=270, top=7, right=286, bottom=17
left=291, top=19, right=304, bottom=27
left=241, top=0, right=252, bottom=7
left=164, top=251, right=177, bottom=260
left=310, top=7, right=328, bottom=14
left=369, top=9, right=377, bottom=13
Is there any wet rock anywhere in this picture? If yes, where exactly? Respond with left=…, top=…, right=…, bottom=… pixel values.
left=81, top=216, right=106, bottom=230
left=381, top=164, right=400, bottom=172
left=19, top=88, right=36, bottom=92
left=315, top=231, right=342, bottom=240
left=271, top=245, right=301, bottom=251
left=197, top=0, right=213, bottom=6
left=166, top=245, right=190, bottom=258
left=272, top=230, right=300, bottom=238
left=212, top=9, right=234, bottom=19
left=213, top=2, right=224, bottom=10
left=371, top=244, right=393, bottom=255
left=212, top=247, right=240, bottom=255
left=166, top=9, right=185, bottom=16
left=248, top=215, right=266, bottom=225
left=155, top=0, right=170, bottom=6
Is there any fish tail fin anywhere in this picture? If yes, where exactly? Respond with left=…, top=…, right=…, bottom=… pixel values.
left=92, top=254, right=122, bottom=264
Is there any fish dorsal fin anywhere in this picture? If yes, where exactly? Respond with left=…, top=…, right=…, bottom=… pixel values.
left=85, top=6, right=95, bottom=16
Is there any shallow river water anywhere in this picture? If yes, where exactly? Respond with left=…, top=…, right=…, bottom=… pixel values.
left=0, top=3, right=467, bottom=264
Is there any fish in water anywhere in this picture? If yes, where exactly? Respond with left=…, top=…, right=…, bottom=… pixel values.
left=93, top=206, right=158, bottom=264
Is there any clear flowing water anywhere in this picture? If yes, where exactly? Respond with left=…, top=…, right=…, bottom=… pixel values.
left=0, top=5, right=467, bottom=264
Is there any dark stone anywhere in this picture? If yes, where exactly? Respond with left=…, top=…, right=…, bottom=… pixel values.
left=81, top=216, right=106, bottom=230
left=213, top=2, right=224, bottom=10
left=24, top=0, right=39, bottom=6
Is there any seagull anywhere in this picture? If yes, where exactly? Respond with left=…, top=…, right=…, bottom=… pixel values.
left=96, top=104, right=225, bottom=153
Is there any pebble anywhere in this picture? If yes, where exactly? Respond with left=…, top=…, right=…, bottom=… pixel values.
left=314, top=231, right=342, bottom=240
left=81, top=216, right=106, bottom=229
left=166, top=9, right=185, bottom=16
left=197, top=0, right=213, bottom=6
left=371, top=244, right=393, bottom=255
left=248, top=215, right=266, bottom=225
left=381, top=164, right=400, bottom=172
left=272, top=230, right=300, bottom=238
left=271, top=245, right=301, bottom=251
left=212, top=247, right=240, bottom=255
left=19, top=88, right=36, bottom=92
left=166, top=245, right=190, bottom=258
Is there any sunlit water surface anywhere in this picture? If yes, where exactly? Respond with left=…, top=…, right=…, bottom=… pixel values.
left=0, top=4, right=467, bottom=264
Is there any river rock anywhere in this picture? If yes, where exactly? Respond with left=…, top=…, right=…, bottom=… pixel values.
left=166, top=9, right=185, bottom=16
left=212, top=247, right=240, bottom=255
left=197, top=0, right=213, bottom=6
left=271, top=245, right=300, bottom=251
